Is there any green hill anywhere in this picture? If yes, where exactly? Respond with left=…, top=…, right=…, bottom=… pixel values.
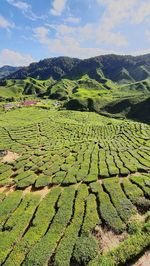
left=0, top=78, right=53, bottom=99
left=1, top=53, right=150, bottom=123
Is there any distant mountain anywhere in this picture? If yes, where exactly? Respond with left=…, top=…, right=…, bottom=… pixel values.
left=0, top=65, right=21, bottom=79
left=7, top=57, right=81, bottom=80
left=7, top=54, right=150, bottom=84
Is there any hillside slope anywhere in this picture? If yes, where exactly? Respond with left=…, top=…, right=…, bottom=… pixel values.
left=1, top=53, right=150, bottom=124
left=0, top=65, right=21, bottom=79
left=0, top=78, right=53, bottom=98
left=6, top=57, right=80, bottom=80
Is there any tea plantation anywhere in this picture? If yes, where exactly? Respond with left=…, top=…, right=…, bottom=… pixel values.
left=0, top=105, right=149, bottom=266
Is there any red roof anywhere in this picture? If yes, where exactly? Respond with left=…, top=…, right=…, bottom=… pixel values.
left=21, top=100, right=37, bottom=106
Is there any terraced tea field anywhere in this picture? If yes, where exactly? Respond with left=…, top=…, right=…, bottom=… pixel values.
left=0, top=106, right=150, bottom=266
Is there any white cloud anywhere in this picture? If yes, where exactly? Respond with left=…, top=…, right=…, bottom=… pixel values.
left=33, top=26, right=123, bottom=59
left=0, top=49, right=34, bottom=66
left=50, top=0, right=67, bottom=16
left=132, top=1, right=150, bottom=24
left=77, top=23, right=127, bottom=47
left=146, top=30, right=150, bottom=43
left=64, top=16, right=80, bottom=24
left=6, top=0, right=29, bottom=11
left=6, top=0, right=45, bottom=21
left=97, top=0, right=150, bottom=27
left=32, top=0, right=150, bottom=58
left=96, top=30, right=127, bottom=47
left=133, top=48, right=150, bottom=56
left=0, top=15, right=14, bottom=30
left=46, top=21, right=127, bottom=48
left=97, top=0, right=138, bottom=31
left=47, top=24, right=75, bottom=36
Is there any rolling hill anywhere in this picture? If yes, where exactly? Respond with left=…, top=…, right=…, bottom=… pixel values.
left=1, top=53, right=150, bottom=123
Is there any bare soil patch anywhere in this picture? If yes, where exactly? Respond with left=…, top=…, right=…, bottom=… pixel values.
left=1, top=150, right=20, bottom=163
left=23, top=185, right=52, bottom=199
left=0, top=186, right=6, bottom=193
left=31, top=186, right=51, bottom=199
left=132, top=250, right=150, bottom=266
left=94, top=226, right=128, bottom=253
left=98, top=179, right=103, bottom=185
left=0, top=185, right=15, bottom=195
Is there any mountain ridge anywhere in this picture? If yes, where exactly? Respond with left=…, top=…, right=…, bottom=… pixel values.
left=5, top=53, right=150, bottom=83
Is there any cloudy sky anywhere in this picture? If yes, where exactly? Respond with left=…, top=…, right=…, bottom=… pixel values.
left=0, top=0, right=150, bottom=66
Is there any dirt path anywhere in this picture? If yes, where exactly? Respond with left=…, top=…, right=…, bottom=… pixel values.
left=95, top=226, right=128, bottom=253
left=1, top=150, right=20, bottom=163
left=132, top=250, right=150, bottom=266
left=23, top=185, right=52, bottom=199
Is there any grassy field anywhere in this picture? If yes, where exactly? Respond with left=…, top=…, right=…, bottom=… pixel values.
left=0, top=104, right=149, bottom=265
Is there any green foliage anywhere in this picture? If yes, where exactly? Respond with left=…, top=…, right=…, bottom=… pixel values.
left=103, top=178, right=136, bottom=222
left=23, top=186, right=76, bottom=266
left=0, top=194, right=40, bottom=264
left=54, top=184, right=88, bottom=266
left=82, top=194, right=100, bottom=236
left=0, top=103, right=149, bottom=266
left=130, top=175, right=150, bottom=198
left=127, top=220, right=142, bottom=235
left=90, top=182, right=125, bottom=233
left=122, top=179, right=150, bottom=210
left=0, top=191, right=22, bottom=228
left=4, top=187, right=61, bottom=266
left=35, top=175, right=51, bottom=188
left=73, top=235, right=99, bottom=266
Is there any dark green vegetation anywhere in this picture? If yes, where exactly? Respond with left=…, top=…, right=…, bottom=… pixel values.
left=0, top=106, right=150, bottom=266
left=1, top=54, right=150, bottom=123
left=0, top=66, right=21, bottom=79
left=6, top=54, right=150, bottom=82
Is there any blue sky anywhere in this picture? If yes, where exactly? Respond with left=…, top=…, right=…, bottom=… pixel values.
left=0, top=0, right=150, bottom=66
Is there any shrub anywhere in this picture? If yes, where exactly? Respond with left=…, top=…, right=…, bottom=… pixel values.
left=35, top=175, right=51, bottom=188
left=130, top=175, right=150, bottom=198
left=5, top=187, right=61, bottom=266
left=82, top=194, right=100, bottom=235
left=0, top=191, right=22, bottom=227
left=16, top=173, right=37, bottom=188
left=90, top=182, right=125, bottom=233
left=73, top=235, right=99, bottom=266
left=23, top=186, right=76, bottom=266
left=0, top=194, right=40, bottom=264
left=54, top=184, right=88, bottom=266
